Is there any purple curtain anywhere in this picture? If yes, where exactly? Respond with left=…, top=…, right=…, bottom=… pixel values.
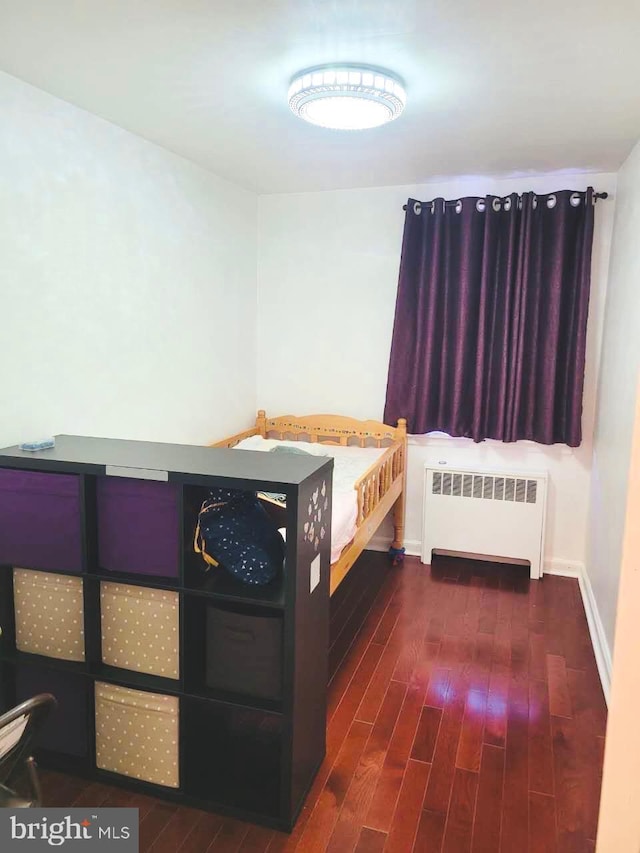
left=383, top=189, right=595, bottom=446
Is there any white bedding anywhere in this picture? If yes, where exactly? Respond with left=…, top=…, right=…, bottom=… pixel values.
left=233, top=436, right=384, bottom=562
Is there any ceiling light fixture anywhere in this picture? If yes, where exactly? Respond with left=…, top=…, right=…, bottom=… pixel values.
left=288, top=64, right=406, bottom=131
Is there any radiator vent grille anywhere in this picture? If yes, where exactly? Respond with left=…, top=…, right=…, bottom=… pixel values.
left=431, top=471, right=538, bottom=504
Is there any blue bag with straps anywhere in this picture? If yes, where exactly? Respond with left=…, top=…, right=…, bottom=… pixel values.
left=194, top=488, right=285, bottom=585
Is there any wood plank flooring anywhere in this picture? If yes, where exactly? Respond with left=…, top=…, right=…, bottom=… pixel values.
left=39, top=554, right=607, bottom=852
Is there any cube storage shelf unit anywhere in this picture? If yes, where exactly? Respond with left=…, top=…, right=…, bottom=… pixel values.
left=0, top=435, right=333, bottom=830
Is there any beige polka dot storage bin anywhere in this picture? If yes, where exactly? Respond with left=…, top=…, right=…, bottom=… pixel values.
left=95, top=682, right=179, bottom=788
left=13, top=568, right=85, bottom=662
left=100, top=582, right=179, bottom=680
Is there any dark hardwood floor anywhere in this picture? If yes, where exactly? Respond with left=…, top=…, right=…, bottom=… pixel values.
left=39, top=554, right=607, bottom=852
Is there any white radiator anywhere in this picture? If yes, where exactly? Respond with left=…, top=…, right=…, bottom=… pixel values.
left=422, top=465, right=548, bottom=579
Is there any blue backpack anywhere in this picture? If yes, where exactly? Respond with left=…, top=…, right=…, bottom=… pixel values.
left=194, top=489, right=285, bottom=585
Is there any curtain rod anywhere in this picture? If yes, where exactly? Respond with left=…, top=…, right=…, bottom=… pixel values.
left=402, top=191, right=609, bottom=211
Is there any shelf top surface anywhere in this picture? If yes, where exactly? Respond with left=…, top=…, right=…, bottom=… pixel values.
left=0, top=434, right=333, bottom=487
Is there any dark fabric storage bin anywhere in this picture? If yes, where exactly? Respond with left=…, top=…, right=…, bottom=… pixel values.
left=206, top=606, right=283, bottom=701
left=97, top=478, right=180, bottom=578
left=15, top=665, right=88, bottom=758
left=0, top=470, right=83, bottom=572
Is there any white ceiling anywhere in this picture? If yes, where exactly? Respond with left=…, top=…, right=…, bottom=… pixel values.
left=0, top=0, right=638, bottom=193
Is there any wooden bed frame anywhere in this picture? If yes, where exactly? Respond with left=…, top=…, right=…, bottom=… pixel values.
left=211, top=410, right=407, bottom=595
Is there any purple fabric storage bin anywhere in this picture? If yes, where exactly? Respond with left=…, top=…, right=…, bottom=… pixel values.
left=16, top=665, right=88, bottom=758
left=97, top=477, right=180, bottom=578
left=0, top=469, right=83, bottom=572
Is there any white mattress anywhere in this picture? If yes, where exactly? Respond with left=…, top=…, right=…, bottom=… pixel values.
left=233, top=436, right=384, bottom=562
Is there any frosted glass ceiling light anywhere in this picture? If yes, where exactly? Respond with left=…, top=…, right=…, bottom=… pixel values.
left=288, top=65, right=406, bottom=130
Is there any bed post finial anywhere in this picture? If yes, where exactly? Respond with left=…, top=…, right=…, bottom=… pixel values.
left=256, top=409, right=267, bottom=437
left=397, top=418, right=407, bottom=439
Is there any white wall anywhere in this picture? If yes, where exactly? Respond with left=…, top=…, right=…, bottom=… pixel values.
left=257, top=172, right=616, bottom=569
left=594, top=379, right=640, bottom=852
left=587, top=141, right=640, bottom=655
left=0, top=71, right=257, bottom=449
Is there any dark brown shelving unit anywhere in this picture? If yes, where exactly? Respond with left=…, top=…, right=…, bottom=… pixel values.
left=0, top=434, right=333, bottom=830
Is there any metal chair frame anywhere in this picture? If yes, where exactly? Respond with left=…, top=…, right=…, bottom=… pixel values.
left=0, top=693, right=57, bottom=807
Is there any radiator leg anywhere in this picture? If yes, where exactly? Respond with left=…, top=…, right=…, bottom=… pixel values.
left=530, top=555, right=542, bottom=579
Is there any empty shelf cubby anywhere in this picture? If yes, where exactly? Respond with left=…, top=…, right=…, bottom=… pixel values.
left=183, top=697, right=282, bottom=819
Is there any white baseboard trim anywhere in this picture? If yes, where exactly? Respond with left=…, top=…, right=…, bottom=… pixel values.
left=577, top=567, right=613, bottom=706
left=543, top=558, right=582, bottom=578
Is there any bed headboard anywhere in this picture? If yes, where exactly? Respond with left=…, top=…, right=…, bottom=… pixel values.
left=211, top=410, right=407, bottom=449
left=256, top=410, right=406, bottom=448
